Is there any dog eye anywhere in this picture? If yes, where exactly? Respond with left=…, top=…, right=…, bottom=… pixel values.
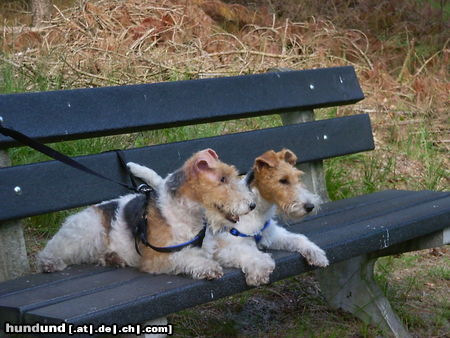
left=220, top=176, right=227, bottom=183
left=279, top=178, right=289, bottom=185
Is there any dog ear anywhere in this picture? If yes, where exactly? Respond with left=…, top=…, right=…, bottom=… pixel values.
left=194, top=150, right=218, bottom=173
left=254, top=150, right=278, bottom=171
left=194, top=158, right=221, bottom=182
left=195, top=159, right=213, bottom=171
left=206, top=148, right=219, bottom=160
left=279, top=148, right=297, bottom=166
left=193, top=149, right=218, bottom=170
left=198, top=148, right=219, bottom=160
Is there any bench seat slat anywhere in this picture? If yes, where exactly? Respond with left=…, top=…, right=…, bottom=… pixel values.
left=313, top=194, right=450, bottom=261
left=299, top=190, right=449, bottom=234
left=0, top=269, right=143, bottom=324
left=1, top=190, right=447, bottom=327
left=0, top=66, right=364, bottom=149
left=0, top=265, right=113, bottom=297
left=0, top=114, right=374, bottom=222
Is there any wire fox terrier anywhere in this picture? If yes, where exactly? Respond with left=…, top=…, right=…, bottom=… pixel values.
left=210, top=149, right=329, bottom=286
left=37, top=149, right=255, bottom=280
left=128, top=148, right=329, bottom=286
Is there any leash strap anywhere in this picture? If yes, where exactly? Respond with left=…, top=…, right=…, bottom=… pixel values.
left=229, top=220, right=271, bottom=243
left=115, top=149, right=153, bottom=195
left=0, top=124, right=137, bottom=192
left=115, top=150, right=138, bottom=189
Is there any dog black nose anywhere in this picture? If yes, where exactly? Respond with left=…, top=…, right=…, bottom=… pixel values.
left=249, top=203, right=256, bottom=210
left=304, top=203, right=315, bottom=213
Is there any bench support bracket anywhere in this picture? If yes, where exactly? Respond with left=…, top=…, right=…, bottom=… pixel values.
left=0, top=151, right=30, bottom=282
left=281, top=108, right=411, bottom=337
left=280, top=110, right=329, bottom=201
left=316, top=255, right=410, bottom=338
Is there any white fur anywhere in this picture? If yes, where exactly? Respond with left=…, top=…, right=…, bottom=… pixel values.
left=37, top=194, right=141, bottom=272
left=169, top=247, right=222, bottom=280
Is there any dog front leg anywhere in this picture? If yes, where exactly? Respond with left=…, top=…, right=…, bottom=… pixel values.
left=261, top=222, right=329, bottom=267
left=215, top=240, right=275, bottom=286
left=170, top=247, right=223, bottom=280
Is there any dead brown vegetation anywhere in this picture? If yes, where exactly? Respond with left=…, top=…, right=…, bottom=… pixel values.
left=1, top=0, right=448, bottom=154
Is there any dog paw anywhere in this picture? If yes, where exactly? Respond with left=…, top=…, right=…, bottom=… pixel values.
left=245, top=270, right=271, bottom=286
left=104, top=252, right=127, bottom=268
left=40, top=263, right=57, bottom=273
left=37, top=256, right=67, bottom=273
left=244, top=256, right=275, bottom=286
left=39, top=261, right=66, bottom=273
left=302, top=246, right=329, bottom=267
left=193, top=261, right=224, bottom=280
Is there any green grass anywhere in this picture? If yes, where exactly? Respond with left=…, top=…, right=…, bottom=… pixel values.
left=428, top=265, right=450, bottom=280
left=0, top=61, right=64, bottom=93
left=374, top=253, right=450, bottom=334
left=324, top=120, right=448, bottom=202
left=405, top=125, right=448, bottom=190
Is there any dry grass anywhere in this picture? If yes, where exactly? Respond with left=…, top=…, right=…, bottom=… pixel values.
left=1, top=0, right=448, bottom=155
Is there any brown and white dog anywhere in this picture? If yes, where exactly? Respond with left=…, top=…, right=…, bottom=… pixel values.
left=210, top=149, right=329, bottom=285
left=37, top=149, right=255, bottom=280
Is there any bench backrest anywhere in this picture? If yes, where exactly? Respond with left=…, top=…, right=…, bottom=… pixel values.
left=0, top=66, right=372, bottom=223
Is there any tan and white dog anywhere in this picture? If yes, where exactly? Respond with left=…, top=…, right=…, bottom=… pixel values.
left=129, top=149, right=329, bottom=286
left=211, top=149, right=329, bottom=285
left=37, top=149, right=255, bottom=280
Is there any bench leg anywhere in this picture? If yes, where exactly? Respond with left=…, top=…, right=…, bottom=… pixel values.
left=0, top=151, right=30, bottom=282
left=315, top=255, right=410, bottom=338
left=0, top=221, right=30, bottom=281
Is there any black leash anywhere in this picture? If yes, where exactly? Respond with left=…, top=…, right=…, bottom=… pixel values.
left=0, top=123, right=139, bottom=193
left=115, top=149, right=153, bottom=195
left=0, top=123, right=205, bottom=254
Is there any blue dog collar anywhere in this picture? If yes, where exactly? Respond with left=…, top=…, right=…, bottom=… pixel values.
left=229, top=220, right=271, bottom=243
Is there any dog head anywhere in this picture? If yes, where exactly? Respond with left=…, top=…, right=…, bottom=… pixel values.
left=178, top=148, right=255, bottom=231
left=252, top=148, right=321, bottom=219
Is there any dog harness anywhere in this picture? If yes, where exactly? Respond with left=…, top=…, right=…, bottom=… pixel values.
left=229, top=220, right=271, bottom=243
left=133, top=191, right=208, bottom=254
left=140, top=224, right=207, bottom=253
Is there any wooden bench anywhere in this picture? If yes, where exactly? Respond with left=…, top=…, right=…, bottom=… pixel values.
left=0, top=66, right=448, bottom=337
